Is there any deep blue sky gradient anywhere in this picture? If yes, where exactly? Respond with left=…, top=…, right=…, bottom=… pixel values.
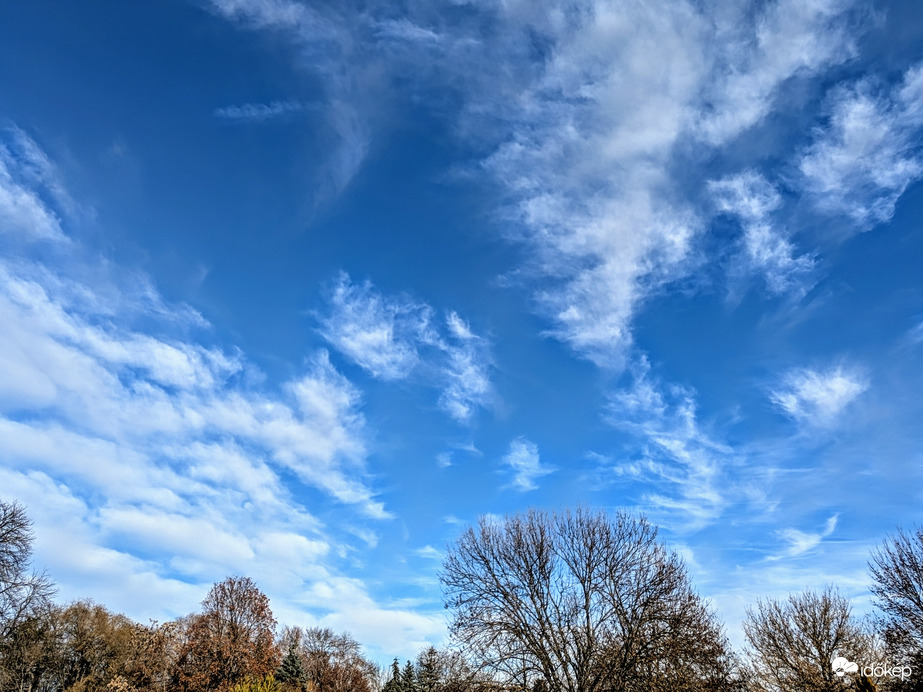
left=1, top=0, right=922, bottom=663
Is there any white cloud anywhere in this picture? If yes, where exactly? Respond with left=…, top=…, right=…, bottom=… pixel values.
left=800, top=62, right=923, bottom=226
left=476, top=1, right=706, bottom=368
left=467, top=1, right=858, bottom=367
left=214, top=100, right=303, bottom=121
left=375, top=19, right=442, bottom=44
left=694, top=0, right=860, bottom=144
left=319, top=274, right=492, bottom=422
left=437, top=311, right=492, bottom=422
left=0, top=127, right=70, bottom=243
left=208, top=0, right=332, bottom=36
left=1, top=261, right=382, bottom=514
left=710, top=171, right=782, bottom=221
left=605, top=359, right=735, bottom=530
left=414, top=545, right=442, bottom=560
left=319, top=272, right=432, bottom=380
left=770, top=364, right=868, bottom=428
left=501, top=437, right=552, bottom=492
left=709, top=171, right=815, bottom=295
left=772, top=514, right=839, bottom=559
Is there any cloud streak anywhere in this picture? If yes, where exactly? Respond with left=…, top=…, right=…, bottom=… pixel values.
left=772, top=514, right=839, bottom=559
left=0, top=127, right=70, bottom=243
left=604, top=360, right=737, bottom=530
left=207, top=0, right=372, bottom=202
left=214, top=100, right=304, bottom=121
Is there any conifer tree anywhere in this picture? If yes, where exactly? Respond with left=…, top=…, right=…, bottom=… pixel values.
left=382, top=658, right=401, bottom=692
left=401, top=660, right=417, bottom=692
left=416, top=647, right=440, bottom=692
left=276, top=642, right=307, bottom=691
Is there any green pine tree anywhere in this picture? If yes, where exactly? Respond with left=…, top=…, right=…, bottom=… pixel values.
left=402, top=660, right=417, bottom=692
left=275, top=643, right=308, bottom=691
left=416, top=646, right=440, bottom=692
left=382, top=658, right=401, bottom=692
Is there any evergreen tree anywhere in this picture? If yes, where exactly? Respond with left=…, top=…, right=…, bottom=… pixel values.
left=416, top=647, right=440, bottom=692
left=382, top=658, right=401, bottom=692
left=401, top=660, right=417, bottom=692
left=276, top=643, right=307, bottom=691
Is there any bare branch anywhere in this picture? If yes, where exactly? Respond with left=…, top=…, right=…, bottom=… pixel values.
left=441, top=507, right=741, bottom=692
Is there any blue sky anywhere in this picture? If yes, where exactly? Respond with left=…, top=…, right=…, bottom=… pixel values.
left=1, top=0, right=922, bottom=665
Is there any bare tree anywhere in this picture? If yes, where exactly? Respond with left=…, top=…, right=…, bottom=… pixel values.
left=413, top=647, right=498, bottom=692
left=292, top=627, right=378, bottom=692
left=0, top=501, right=54, bottom=635
left=441, top=507, right=741, bottom=692
left=869, top=526, right=923, bottom=691
left=0, top=500, right=55, bottom=692
left=742, top=585, right=876, bottom=692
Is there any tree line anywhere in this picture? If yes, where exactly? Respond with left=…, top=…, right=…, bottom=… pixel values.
left=2, top=500, right=921, bottom=692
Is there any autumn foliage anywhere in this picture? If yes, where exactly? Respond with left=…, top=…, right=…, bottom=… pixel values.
left=174, top=577, right=281, bottom=692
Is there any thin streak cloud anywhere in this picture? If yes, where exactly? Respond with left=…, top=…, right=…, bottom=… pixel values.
left=214, top=100, right=304, bottom=121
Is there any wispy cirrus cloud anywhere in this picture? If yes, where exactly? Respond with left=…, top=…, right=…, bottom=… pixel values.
left=800, top=61, right=923, bottom=227
left=208, top=0, right=336, bottom=38
left=604, top=359, right=737, bottom=530
left=374, top=18, right=442, bottom=44
left=475, top=1, right=706, bottom=369
left=467, top=0, right=861, bottom=368
left=437, top=311, right=492, bottom=423
left=908, top=318, right=923, bottom=345
left=693, top=0, right=863, bottom=145
left=207, top=0, right=371, bottom=202
left=772, top=514, right=839, bottom=560
left=318, top=273, right=492, bottom=422
left=709, top=171, right=815, bottom=296
left=205, top=0, right=872, bottom=370
left=319, top=272, right=432, bottom=381
left=770, top=364, right=868, bottom=429
left=0, top=126, right=70, bottom=243
left=214, top=100, right=304, bottom=121
left=501, top=437, right=552, bottom=492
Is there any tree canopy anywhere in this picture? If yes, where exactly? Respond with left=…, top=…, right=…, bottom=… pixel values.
left=441, top=507, right=741, bottom=692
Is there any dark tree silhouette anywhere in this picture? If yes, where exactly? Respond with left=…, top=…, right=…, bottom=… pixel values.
left=0, top=500, right=55, bottom=692
left=441, top=507, right=741, bottom=692
left=742, top=586, right=875, bottom=692
left=0, top=500, right=53, bottom=635
left=870, top=526, right=923, bottom=691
